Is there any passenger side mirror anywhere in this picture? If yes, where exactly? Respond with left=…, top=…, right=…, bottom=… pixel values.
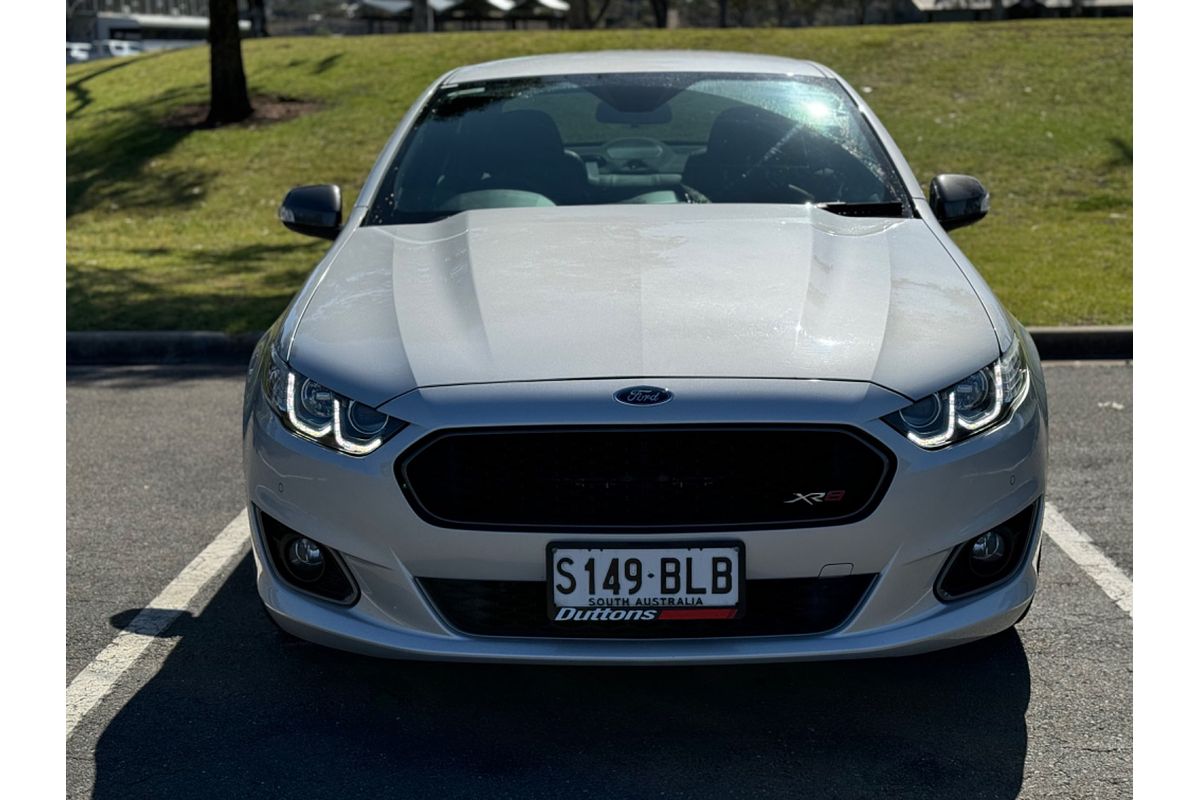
left=279, top=184, right=342, bottom=240
left=929, top=174, right=989, bottom=231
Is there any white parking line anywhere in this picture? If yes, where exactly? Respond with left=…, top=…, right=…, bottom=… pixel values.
left=1043, top=501, right=1133, bottom=616
left=65, top=508, right=251, bottom=740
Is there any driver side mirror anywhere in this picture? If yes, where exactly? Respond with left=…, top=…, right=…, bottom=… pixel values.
left=279, top=184, right=342, bottom=240
left=929, top=174, right=989, bottom=231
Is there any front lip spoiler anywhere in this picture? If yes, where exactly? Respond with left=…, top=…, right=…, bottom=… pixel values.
left=259, top=562, right=1036, bottom=665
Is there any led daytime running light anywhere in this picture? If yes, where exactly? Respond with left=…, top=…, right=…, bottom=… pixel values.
left=286, top=372, right=332, bottom=438
left=957, top=362, right=1005, bottom=432
left=332, top=399, right=383, bottom=455
left=908, top=391, right=956, bottom=448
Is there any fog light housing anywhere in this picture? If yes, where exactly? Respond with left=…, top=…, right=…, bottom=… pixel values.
left=935, top=501, right=1040, bottom=602
left=257, top=509, right=359, bottom=605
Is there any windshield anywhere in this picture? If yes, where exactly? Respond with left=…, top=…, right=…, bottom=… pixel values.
left=365, top=73, right=909, bottom=225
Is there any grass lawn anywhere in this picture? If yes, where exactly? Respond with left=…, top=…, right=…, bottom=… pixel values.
left=67, top=19, right=1131, bottom=332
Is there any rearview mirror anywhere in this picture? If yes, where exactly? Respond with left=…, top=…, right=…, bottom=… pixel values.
left=929, top=174, right=989, bottom=231
left=279, top=184, right=342, bottom=240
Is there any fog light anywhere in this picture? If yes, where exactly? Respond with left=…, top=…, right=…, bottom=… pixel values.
left=968, top=530, right=1008, bottom=577
left=971, top=530, right=1006, bottom=562
left=285, top=536, right=325, bottom=582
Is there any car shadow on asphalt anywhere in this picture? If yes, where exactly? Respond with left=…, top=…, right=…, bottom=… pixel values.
left=89, top=555, right=1031, bottom=799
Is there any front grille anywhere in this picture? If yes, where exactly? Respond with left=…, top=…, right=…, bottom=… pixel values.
left=397, top=426, right=894, bottom=532
left=419, top=575, right=876, bottom=639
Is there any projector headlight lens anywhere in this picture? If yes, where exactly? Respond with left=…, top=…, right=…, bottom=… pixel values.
left=885, top=338, right=1029, bottom=449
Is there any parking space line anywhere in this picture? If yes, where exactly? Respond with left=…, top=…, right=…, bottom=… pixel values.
left=1043, top=501, right=1133, bottom=616
left=66, top=508, right=251, bottom=740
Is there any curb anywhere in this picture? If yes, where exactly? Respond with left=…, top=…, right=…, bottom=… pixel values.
left=1025, top=326, right=1132, bottom=361
left=66, top=331, right=263, bottom=365
left=66, top=327, right=1132, bottom=366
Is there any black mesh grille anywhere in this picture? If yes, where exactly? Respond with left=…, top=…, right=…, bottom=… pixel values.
left=397, top=426, right=894, bottom=532
left=419, top=575, right=876, bottom=638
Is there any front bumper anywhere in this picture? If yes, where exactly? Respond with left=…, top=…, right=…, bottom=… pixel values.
left=243, top=376, right=1047, bottom=664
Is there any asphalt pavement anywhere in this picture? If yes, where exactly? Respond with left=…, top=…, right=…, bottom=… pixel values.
left=65, top=360, right=1132, bottom=799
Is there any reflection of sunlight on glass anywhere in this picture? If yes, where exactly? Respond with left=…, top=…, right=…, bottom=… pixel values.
left=804, top=101, right=832, bottom=120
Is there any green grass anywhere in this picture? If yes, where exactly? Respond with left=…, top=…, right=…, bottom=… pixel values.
left=67, top=20, right=1131, bottom=332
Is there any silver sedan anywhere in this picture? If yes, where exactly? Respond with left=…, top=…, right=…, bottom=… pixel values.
left=243, top=50, right=1047, bottom=663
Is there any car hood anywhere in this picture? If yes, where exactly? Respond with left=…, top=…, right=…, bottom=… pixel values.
left=287, top=204, right=999, bottom=406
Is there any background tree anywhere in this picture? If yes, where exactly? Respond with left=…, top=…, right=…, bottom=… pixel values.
left=249, top=0, right=269, bottom=36
left=568, top=0, right=615, bottom=28
left=773, top=0, right=793, bottom=27
left=649, top=0, right=670, bottom=28
left=207, top=0, right=253, bottom=126
left=413, top=0, right=432, bottom=31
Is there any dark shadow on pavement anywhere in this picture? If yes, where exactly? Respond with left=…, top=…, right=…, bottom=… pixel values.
left=89, top=555, right=1031, bottom=799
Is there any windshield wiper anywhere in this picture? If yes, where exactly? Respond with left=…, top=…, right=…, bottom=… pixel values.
left=814, top=201, right=906, bottom=218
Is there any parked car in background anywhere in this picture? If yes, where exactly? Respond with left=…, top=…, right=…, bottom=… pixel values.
left=245, top=50, right=1048, bottom=664
left=91, top=39, right=144, bottom=60
left=66, top=42, right=93, bottom=64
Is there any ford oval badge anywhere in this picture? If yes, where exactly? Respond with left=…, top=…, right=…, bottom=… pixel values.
left=614, top=386, right=673, bottom=406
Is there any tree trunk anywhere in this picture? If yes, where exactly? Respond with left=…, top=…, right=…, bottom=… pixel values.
left=249, top=0, right=269, bottom=37
left=649, top=0, right=669, bottom=28
left=718, top=0, right=729, bottom=27
left=774, top=0, right=790, bottom=27
left=412, top=0, right=432, bottom=32
left=568, top=0, right=591, bottom=28
left=206, top=0, right=252, bottom=126
left=589, top=0, right=613, bottom=27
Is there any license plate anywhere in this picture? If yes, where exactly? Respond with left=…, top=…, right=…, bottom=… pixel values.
left=547, top=542, right=744, bottom=622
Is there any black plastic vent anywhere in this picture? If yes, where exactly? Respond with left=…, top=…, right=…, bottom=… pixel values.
left=419, top=575, right=876, bottom=639
left=398, top=426, right=894, bottom=532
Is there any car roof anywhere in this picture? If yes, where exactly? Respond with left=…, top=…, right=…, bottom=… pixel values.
left=445, top=51, right=833, bottom=84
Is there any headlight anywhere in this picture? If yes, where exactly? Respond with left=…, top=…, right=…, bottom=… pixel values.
left=885, top=337, right=1029, bottom=449
left=263, top=348, right=407, bottom=456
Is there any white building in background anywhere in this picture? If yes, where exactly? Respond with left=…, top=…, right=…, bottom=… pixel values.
left=67, top=1, right=255, bottom=58
left=911, top=0, right=1132, bottom=21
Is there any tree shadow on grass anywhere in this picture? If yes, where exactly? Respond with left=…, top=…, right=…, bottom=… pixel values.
left=127, top=241, right=325, bottom=268
left=85, top=555, right=1032, bottom=800
left=1106, top=137, right=1132, bottom=169
left=67, top=52, right=168, bottom=121
left=68, top=110, right=213, bottom=219
left=67, top=240, right=323, bottom=331
left=67, top=75, right=228, bottom=219
left=312, top=53, right=343, bottom=75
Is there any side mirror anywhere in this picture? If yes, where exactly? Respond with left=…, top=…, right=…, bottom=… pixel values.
left=279, top=184, right=342, bottom=240
left=929, top=174, right=989, bottom=231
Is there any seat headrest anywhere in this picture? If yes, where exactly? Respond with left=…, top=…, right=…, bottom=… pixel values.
left=704, top=105, right=802, bottom=164
left=467, top=110, right=567, bottom=165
